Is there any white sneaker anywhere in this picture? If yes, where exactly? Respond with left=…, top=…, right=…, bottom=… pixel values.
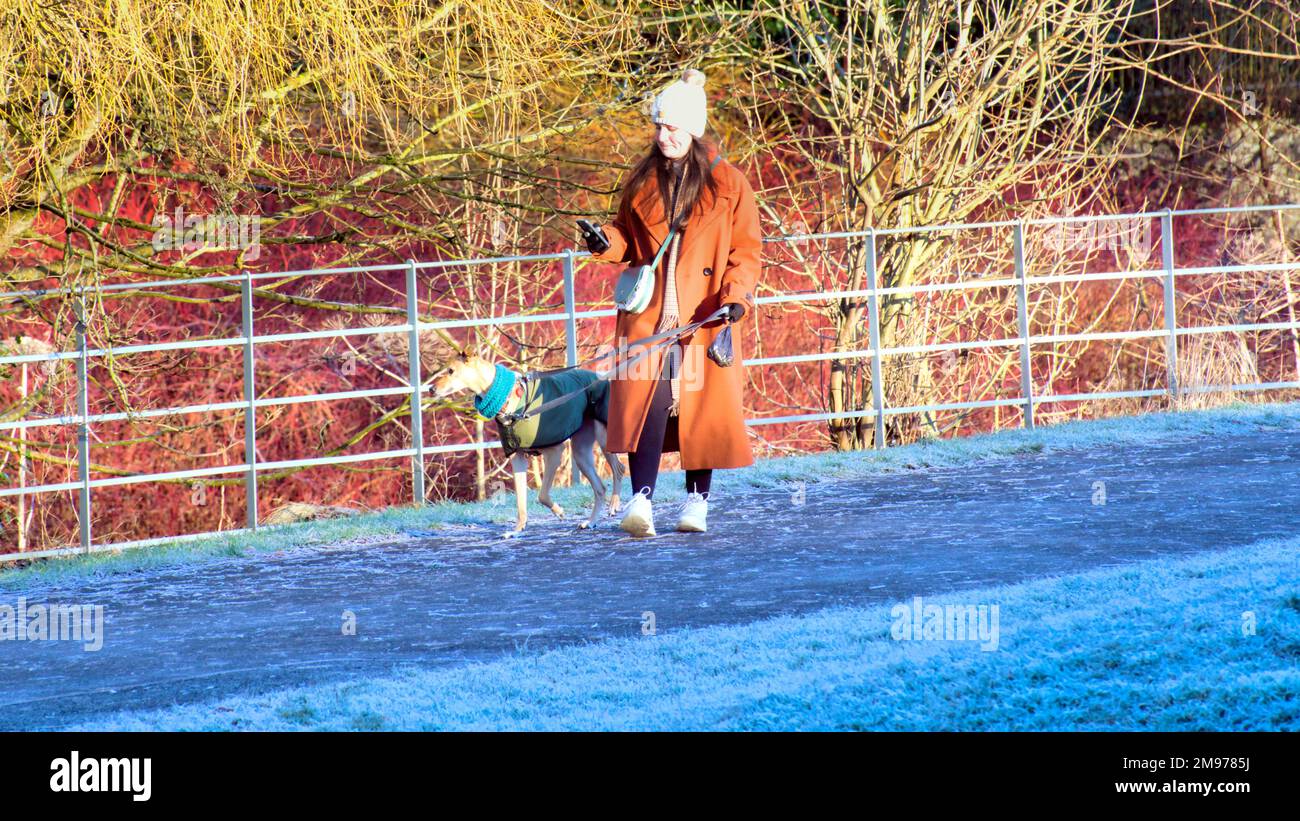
left=676, top=491, right=709, bottom=532
left=619, top=489, right=656, bottom=537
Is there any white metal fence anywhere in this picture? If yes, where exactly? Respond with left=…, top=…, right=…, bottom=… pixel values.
left=2, top=202, right=1298, bottom=561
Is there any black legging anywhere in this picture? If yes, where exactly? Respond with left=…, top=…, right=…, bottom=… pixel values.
left=627, top=364, right=712, bottom=501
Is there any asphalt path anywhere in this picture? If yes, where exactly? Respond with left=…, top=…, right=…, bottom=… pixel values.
left=2, top=419, right=1297, bottom=729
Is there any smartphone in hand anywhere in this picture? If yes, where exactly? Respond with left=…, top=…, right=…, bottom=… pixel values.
left=576, top=219, right=610, bottom=254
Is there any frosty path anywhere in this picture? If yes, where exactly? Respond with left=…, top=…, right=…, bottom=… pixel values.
left=3, top=420, right=1298, bottom=729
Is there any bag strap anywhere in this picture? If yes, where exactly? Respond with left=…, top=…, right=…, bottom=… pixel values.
left=647, top=153, right=723, bottom=269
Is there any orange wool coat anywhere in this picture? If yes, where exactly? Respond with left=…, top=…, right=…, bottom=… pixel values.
left=591, top=145, right=762, bottom=470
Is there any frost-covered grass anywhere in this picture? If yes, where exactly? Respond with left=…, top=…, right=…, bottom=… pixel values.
left=5, top=399, right=1298, bottom=589
left=72, top=532, right=1300, bottom=731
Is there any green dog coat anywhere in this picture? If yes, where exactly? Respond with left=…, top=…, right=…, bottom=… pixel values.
left=496, top=369, right=610, bottom=457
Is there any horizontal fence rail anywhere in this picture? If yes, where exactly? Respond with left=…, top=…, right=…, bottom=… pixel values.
left=2, top=202, right=1299, bottom=561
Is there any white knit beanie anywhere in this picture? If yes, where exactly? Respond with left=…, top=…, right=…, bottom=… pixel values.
left=649, top=68, right=708, bottom=139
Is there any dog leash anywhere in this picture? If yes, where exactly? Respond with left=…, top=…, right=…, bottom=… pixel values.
left=498, top=305, right=731, bottom=425
left=515, top=303, right=728, bottom=381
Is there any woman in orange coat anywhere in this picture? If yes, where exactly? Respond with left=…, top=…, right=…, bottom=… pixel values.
left=584, top=68, right=763, bottom=537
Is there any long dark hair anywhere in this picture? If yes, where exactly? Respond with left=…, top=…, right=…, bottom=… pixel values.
left=618, top=137, right=722, bottom=233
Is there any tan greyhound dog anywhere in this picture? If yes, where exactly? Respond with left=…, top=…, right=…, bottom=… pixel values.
left=430, top=349, right=624, bottom=537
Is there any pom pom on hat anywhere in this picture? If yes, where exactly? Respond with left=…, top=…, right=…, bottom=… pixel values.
left=681, top=68, right=706, bottom=87
left=650, top=68, right=708, bottom=139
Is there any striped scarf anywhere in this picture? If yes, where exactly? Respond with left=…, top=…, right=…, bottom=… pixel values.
left=655, top=163, right=687, bottom=416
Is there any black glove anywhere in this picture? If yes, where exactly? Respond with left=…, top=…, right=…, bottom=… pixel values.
left=576, top=219, right=610, bottom=255
left=724, top=302, right=746, bottom=323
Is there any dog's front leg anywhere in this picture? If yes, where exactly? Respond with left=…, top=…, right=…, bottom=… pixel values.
left=595, top=421, right=623, bottom=516
left=504, top=451, right=530, bottom=538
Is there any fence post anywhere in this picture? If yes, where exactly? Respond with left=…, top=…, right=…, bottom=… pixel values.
left=75, top=286, right=92, bottom=553
left=17, top=362, right=27, bottom=553
left=407, top=259, right=426, bottom=506
left=865, top=229, right=887, bottom=449
left=1013, top=221, right=1035, bottom=429
left=562, top=248, right=578, bottom=367
left=242, top=271, right=258, bottom=530
left=1161, top=209, right=1179, bottom=405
